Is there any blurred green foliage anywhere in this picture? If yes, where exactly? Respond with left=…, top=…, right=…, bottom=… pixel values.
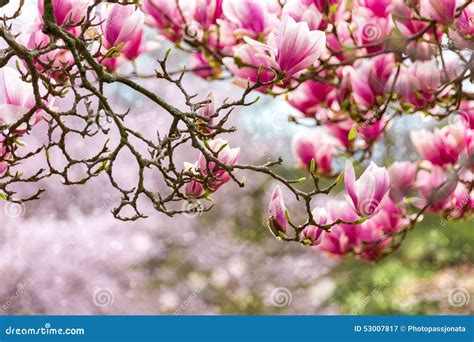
left=329, top=216, right=474, bottom=314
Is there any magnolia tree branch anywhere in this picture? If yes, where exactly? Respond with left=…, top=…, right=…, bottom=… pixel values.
left=0, top=0, right=473, bottom=262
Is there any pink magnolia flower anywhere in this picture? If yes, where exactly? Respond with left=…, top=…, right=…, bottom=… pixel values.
left=395, top=60, right=440, bottom=108
left=196, top=138, right=240, bottom=191
left=365, top=199, right=410, bottom=235
left=193, top=0, right=223, bottom=29
left=351, top=54, right=394, bottom=109
left=189, top=52, right=219, bottom=79
left=184, top=162, right=205, bottom=198
left=420, top=0, right=456, bottom=25
left=101, top=4, right=145, bottom=61
left=344, top=160, right=390, bottom=217
left=223, top=44, right=276, bottom=87
left=26, top=24, right=74, bottom=79
left=387, top=161, right=417, bottom=202
left=312, top=0, right=341, bottom=13
left=288, top=81, right=333, bottom=117
left=244, top=16, right=326, bottom=77
left=300, top=207, right=327, bottom=246
left=415, top=161, right=458, bottom=211
left=282, top=0, right=324, bottom=31
left=411, top=125, right=467, bottom=166
left=222, top=0, right=272, bottom=37
left=456, top=3, right=474, bottom=35
left=358, top=116, right=387, bottom=142
left=142, top=0, right=191, bottom=41
left=326, top=119, right=355, bottom=148
left=268, top=185, right=287, bottom=236
left=38, top=0, right=91, bottom=34
left=458, top=101, right=474, bottom=130
left=357, top=0, right=392, bottom=17
left=0, top=66, right=43, bottom=131
left=357, top=16, right=391, bottom=53
left=406, top=40, right=436, bottom=61
left=317, top=199, right=359, bottom=257
left=0, top=136, right=9, bottom=175
left=196, top=92, right=216, bottom=133
left=291, top=132, right=335, bottom=174
left=444, top=183, right=474, bottom=219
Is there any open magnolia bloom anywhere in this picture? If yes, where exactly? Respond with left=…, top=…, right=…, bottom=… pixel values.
left=243, top=16, right=326, bottom=77
left=0, top=0, right=472, bottom=264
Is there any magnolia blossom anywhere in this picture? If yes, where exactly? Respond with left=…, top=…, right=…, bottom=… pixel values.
left=101, top=4, right=145, bottom=61
left=317, top=199, right=359, bottom=257
left=184, top=162, right=205, bottom=198
left=0, top=66, right=41, bottom=130
left=268, top=185, right=287, bottom=236
left=197, top=139, right=240, bottom=191
left=358, top=116, right=386, bottom=142
left=196, top=92, right=216, bottom=133
left=351, top=54, right=394, bottom=109
left=357, top=17, right=391, bottom=53
left=395, top=60, right=441, bottom=108
left=38, top=0, right=91, bottom=34
left=415, top=161, right=458, bottom=211
left=288, top=81, right=333, bottom=117
left=0, top=136, right=9, bottom=175
left=244, top=16, right=326, bottom=77
left=388, top=161, right=417, bottom=203
left=282, top=0, right=324, bottom=31
left=222, top=0, right=272, bottom=37
left=223, top=44, right=276, bottom=86
left=420, top=0, right=456, bottom=25
left=344, top=161, right=390, bottom=217
left=357, top=0, right=392, bottom=17
left=142, top=0, right=191, bottom=41
left=193, top=0, right=223, bottom=29
left=411, top=125, right=467, bottom=166
left=300, top=207, right=327, bottom=246
left=458, top=101, right=474, bottom=130
left=26, top=25, right=74, bottom=79
left=291, top=132, right=335, bottom=174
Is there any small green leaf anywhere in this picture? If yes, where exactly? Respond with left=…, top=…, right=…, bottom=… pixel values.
left=284, top=208, right=291, bottom=222
left=348, top=127, right=358, bottom=141
left=0, top=191, right=7, bottom=201
left=335, top=171, right=344, bottom=185
left=309, top=159, right=316, bottom=174
left=355, top=217, right=368, bottom=224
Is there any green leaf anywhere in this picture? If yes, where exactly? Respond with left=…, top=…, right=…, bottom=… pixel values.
left=335, top=171, right=344, bottom=185
left=355, top=217, right=368, bottom=224
left=0, top=191, right=7, bottom=201
left=309, top=159, right=316, bottom=174
left=284, top=208, right=291, bottom=222
left=348, top=127, right=358, bottom=141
